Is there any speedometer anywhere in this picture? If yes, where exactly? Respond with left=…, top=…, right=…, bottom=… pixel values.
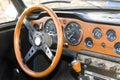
left=44, top=19, right=57, bottom=35
left=64, top=22, right=83, bottom=45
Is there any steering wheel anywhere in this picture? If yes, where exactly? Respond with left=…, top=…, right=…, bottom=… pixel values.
left=14, top=5, right=63, bottom=78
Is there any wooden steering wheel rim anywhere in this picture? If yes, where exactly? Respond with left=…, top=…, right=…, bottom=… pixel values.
left=14, top=5, right=63, bottom=78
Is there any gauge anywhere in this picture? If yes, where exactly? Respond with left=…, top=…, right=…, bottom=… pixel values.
left=106, top=29, right=116, bottom=42
left=114, top=42, right=120, bottom=54
left=85, top=37, right=93, bottom=48
left=44, top=19, right=57, bottom=34
left=64, top=22, right=83, bottom=45
left=93, top=28, right=102, bottom=39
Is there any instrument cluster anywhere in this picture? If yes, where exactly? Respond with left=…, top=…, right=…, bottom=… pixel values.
left=92, top=28, right=116, bottom=42
left=85, top=27, right=119, bottom=55
left=44, top=19, right=83, bottom=46
left=32, top=17, right=120, bottom=57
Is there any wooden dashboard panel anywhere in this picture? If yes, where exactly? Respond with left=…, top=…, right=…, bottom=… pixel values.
left=31, top=17, right=120, bottom=58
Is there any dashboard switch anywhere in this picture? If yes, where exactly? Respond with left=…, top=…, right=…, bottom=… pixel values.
left=85, top=58, right=92, bottom=65
left=98, top=63, right=106, bottom=69
left=84, top=76, right=90, bottom=80
left=109, top=66, right=117, bottom=72
left=63, top=43, right=69, bottom=48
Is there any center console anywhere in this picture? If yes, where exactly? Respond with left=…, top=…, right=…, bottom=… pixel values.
left=78, top=50, right=120, bottom=80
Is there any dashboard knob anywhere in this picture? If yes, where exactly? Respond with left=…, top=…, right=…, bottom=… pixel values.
left=84, top=76, right=90, bottom=80
left=63, top=43, right=69, bottom=48
left=85, top=58, right=92, bottom=65
left=109, top=66, right=117, bottom=72
left=98, top=63, right=106, bottom=69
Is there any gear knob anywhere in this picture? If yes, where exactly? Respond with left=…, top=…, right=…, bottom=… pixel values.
left=71, top=60, right=81, bottom=73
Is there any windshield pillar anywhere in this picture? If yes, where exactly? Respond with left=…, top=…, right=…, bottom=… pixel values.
left=11, top=0, right=26, bottom=15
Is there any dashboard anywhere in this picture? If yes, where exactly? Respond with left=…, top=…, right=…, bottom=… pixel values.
left=31, top=16, right=120, bottom=57
left=30, top=11, right=120, bottom=79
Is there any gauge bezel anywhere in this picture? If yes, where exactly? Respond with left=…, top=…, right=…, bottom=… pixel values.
left=84, top=37, right=94, bottom=48
left=92, top=27, right=102, bottom=39
left=114, top=42, right=120, bottom=54
left=44, top=19, right=56, bottom=34
left=106, top=29, right=116, bottom=42
left=64, top=22, right=83, bottom=46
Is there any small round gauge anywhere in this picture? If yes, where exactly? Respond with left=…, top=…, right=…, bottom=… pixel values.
left=84, top=37, right=93, bottom=48
left=93, top=28, right=102, bottom=39
left=44, top=19, right=57, bottom=34
left=64, top=22, right=83, bottom=45
left=106, top=29, right=116, bottom=42
left=114, top=42, right=120, bottom=54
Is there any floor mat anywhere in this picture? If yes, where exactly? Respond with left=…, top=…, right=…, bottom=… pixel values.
left=52, top=60, right=77, bottom=80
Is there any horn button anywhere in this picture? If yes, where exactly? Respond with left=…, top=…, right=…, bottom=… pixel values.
left=32, top=32, right=52, bottom=48
left=34, top=37, right=42, bottom=46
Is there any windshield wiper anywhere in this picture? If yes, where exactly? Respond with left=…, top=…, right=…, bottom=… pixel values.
left=40, top=0, right=71, bottom=4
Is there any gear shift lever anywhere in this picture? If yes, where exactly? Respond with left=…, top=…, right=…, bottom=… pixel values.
left=71, top=60, right=83, bottom=80
left=71, top=60, right=81, bottom=73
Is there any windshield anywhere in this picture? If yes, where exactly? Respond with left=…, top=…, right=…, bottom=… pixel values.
left=23, top=0, right=120, bottom=9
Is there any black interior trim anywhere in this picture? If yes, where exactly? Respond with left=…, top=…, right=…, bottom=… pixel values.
left=27, top=10, right=120, bottom=26
left=0, top=21, right=16, bottom=31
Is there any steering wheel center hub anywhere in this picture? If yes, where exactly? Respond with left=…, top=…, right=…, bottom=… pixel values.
left=34, top=37, right=42, bottom=46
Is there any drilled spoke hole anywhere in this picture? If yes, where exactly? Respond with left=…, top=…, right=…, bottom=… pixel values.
left=45, top=47, right=47, bottom=50
left=47, top=50, right=49, bottom=53
left=31, top=50, right=33, bottom=53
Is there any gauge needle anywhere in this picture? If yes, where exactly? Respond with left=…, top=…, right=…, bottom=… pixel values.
left=68, top=32, right=74, bottom=40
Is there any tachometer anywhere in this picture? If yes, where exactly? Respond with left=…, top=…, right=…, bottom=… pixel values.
left=44, top=19, right=57, bottom=35
left=64, top=22, right=83, bottom=45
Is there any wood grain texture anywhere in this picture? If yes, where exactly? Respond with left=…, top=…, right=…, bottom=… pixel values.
left=32, top=17, right=120, bottom=58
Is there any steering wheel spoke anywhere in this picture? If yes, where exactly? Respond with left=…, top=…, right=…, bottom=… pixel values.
left=23, top=18, right=36, bottom=34
left=42, top=43, right=54, bottom=60
left=23, top=46, right=36, bottom=63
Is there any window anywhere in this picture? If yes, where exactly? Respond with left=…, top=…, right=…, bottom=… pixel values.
left=0, top=0, right=18, bottom=23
